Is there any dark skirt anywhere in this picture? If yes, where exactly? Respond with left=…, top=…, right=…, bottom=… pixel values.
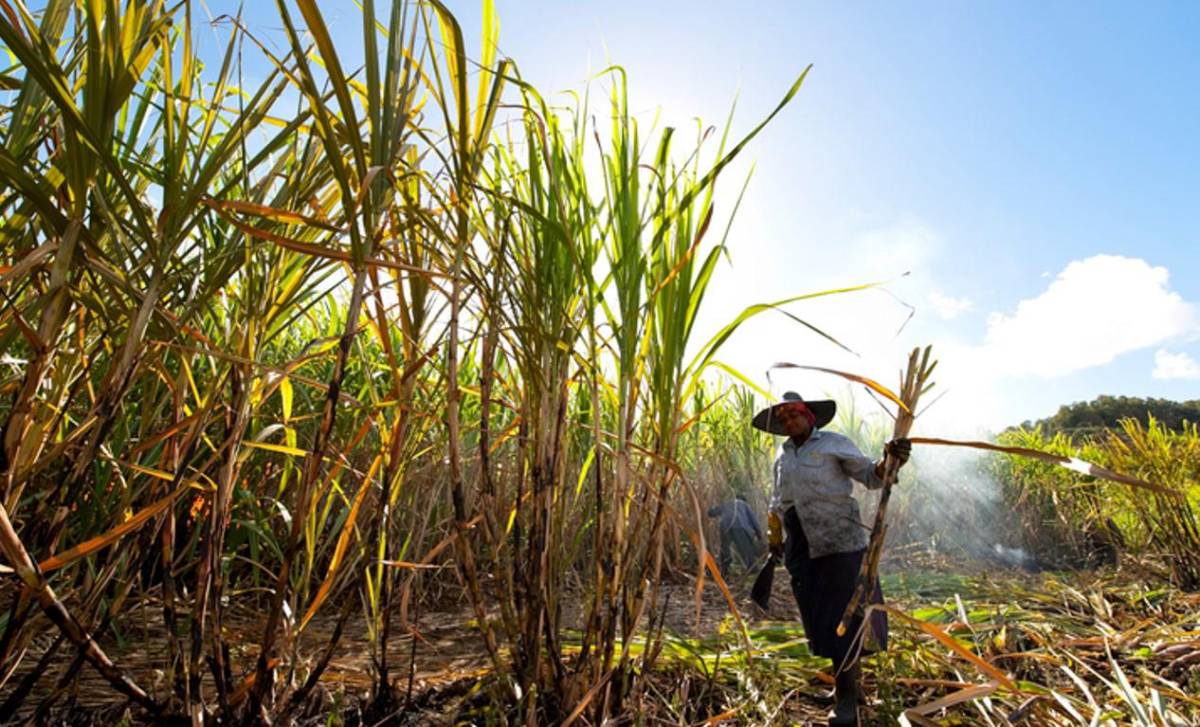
left=783, top=507, right=888, bottom=667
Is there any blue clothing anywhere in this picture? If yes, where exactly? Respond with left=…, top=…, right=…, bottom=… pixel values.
left=707, top=499, right=764, bottom=573
left=706, top=499, right=763, bottom=539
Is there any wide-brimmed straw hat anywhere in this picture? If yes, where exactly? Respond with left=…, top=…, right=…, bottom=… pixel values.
left=751, top=391, right=836, bottom=434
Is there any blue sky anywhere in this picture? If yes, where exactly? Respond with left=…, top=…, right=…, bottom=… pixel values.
left=221, top=1, right=1200, bottom=430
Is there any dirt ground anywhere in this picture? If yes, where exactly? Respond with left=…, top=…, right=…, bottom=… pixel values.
left=5, top=550, right=1042, bottom=724
left=0, top=560, right=804, bottom=723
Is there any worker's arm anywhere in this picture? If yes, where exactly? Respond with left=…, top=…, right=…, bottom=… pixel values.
left=833, top=434, right=887, bottom=490
left=747, top=505, right=764, bottom=540
left=767, top=455, right=784, bottom=557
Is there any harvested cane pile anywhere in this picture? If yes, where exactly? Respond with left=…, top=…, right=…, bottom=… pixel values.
left=871, top=559, right=1200, bottom=725
left=611, top=557, right=1200, bottom=726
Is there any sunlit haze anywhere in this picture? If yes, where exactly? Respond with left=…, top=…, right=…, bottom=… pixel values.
left=227, top=0, right=1200, bottom=432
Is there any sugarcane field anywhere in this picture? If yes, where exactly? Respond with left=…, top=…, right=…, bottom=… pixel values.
left=3, top=1, right=1200, bottom=725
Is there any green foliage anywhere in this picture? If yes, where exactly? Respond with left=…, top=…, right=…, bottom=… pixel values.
left=0, top=0, right=829, bottom=720
left=992, top=420, right=1200, bottom=586
left=1017, top=395, right=1200, bottom=438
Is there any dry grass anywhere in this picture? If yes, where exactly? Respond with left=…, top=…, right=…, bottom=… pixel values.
left=9, top=553, right=1199, bottom=726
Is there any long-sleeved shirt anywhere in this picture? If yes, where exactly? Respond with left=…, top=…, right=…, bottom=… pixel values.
left=768, top=429, right=884, bottom=558
left=706, top=499, right=763, bottom=538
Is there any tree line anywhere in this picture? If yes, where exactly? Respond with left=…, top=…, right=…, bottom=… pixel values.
left=1016, top=395, right=1200, bottom=437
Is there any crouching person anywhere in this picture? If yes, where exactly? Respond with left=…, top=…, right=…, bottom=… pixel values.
left=707, top=494, right=764, bottom=575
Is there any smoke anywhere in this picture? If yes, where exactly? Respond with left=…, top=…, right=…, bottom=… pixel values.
left=762, top=368, right=1040, bottom=570
left=991, top=543, right=1035, bottom=570
left=843, top=408, right=1035, bottom=570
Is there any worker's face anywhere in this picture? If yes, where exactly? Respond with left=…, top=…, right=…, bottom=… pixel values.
left=774, top=405, right=812, bottom=438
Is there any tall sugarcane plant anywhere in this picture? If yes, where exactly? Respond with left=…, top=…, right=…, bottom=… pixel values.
left=0, top=0, right=836, bottom=722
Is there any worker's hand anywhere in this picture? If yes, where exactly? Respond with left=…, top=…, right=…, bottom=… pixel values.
left=884, top=438, right=912, bottom=468
left=767, top=511, right=784, bottom=558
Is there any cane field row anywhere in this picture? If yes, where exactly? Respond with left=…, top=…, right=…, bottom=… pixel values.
left=0, top=1, right=1197, bottom=724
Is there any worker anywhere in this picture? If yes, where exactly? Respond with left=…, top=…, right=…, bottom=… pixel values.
left=707, top=494, right=764, bottom=574
left=755, top=391, right=911, bottom=726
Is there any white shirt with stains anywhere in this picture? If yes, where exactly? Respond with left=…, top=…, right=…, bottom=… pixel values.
left=769, top=429, right=884, bottom=558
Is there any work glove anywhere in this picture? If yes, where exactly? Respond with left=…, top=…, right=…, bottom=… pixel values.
left=767, top=510, right=784, bottom=559
left=884, top=437, right=912, bottom=468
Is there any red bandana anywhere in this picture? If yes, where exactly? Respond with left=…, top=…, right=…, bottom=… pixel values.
left=778, top=402, right=816, bottom=428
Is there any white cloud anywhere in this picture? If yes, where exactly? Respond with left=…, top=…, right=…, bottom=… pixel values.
left=906, top=255, right=1199, bottom=432
left=927, top=290, right=972, bottom=319
left=976, top=255, right=1197, bottom=377
left=1152, top=349, right=1200, bottom=380
left=704, top=218, right=1198, bottom=434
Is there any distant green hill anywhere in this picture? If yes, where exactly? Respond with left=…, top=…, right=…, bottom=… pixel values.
left=1017, top=395, right=1200, bottom=436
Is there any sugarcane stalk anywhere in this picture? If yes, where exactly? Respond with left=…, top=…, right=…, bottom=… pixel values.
left=0, top=503, right=162, bottom=714
left=837, top=346, right=936, bottom=638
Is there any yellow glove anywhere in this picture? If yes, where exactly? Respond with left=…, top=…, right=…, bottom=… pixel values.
left=767, top=511, right=784, bottom=558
